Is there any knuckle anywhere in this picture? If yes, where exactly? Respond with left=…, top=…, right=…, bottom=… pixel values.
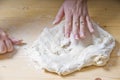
left=80, top=16, right=85, bottom=20
left=0, top=48, right=6, bottom=54
left=68, top=22, right=72, bottom=27
left=65, top=12, right=72, bottom=18
left=65, top=22, right=72, bottom=28
left=74, top=21, right=79, bottom=27
left=1, top=32, right=7, bottom=36
left=8, top=47, right=13, bottom=52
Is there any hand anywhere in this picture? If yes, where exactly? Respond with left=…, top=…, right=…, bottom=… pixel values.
left=53, top=0, right=94, bottom=39
left=0, top=28, right=23, bottom=54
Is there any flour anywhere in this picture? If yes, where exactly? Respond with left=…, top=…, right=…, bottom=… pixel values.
left=27, top=20, right=115, bottom=75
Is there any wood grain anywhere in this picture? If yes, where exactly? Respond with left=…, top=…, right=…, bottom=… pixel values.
left=0, top=0, right=119, bottom=80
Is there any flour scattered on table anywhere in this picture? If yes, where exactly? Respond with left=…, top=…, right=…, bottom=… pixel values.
left=27, top=20, right=115, bottom=75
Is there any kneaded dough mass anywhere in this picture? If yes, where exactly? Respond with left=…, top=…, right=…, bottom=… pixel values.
left=28, top=20, right=115, bottom=75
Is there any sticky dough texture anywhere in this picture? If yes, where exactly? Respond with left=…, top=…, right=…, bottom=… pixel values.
left=28, top=20, right=115, bottom=75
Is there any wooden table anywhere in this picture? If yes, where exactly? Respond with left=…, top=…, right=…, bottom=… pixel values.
left=0, top=0, right=120, bottom=80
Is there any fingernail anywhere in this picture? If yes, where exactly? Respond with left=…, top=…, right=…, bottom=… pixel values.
left=53, top=20, right=57, bottom=25
left=74, top=34, right=79, bottom=40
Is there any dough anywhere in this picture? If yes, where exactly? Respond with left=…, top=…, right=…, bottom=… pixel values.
left=28, top=20, right=115, bottom=75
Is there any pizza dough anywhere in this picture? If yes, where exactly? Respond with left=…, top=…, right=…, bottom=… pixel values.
left=28, top=20, right=115, bottom=75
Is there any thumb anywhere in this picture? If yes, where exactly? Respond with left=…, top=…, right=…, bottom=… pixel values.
left=53, top=6, right=64, bottom=25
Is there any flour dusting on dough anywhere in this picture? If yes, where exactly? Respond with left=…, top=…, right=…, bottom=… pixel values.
left=27, top=20, right=115, bottom=75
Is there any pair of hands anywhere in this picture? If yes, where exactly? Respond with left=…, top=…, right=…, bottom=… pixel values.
left=0, top=0, right=94, bottom=54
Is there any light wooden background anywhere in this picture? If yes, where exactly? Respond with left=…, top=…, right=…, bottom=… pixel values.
left=0, top=0, right=120, bottom=80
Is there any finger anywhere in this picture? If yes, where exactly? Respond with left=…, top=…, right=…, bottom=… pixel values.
left=5, top=39, right=14, bottom=52
left=79, top=16, right=85, bottom=38
left=0, top=30, right=8, bottom=40
left=53, top=6, right=64, bottom=25
left=0, top=40, right=7, bottom=54
left=64, top=13, right=72, bottom=38
left=86, top=16, right=94, bottom=33
left=11, top=38, right=23, bottom=45
left=9, top=36, right=23, bottom=45
left=73, top=15, right=80, bottom=40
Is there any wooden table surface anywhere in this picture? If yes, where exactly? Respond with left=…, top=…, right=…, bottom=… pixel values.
left=0, top=0, right=120, bottom=80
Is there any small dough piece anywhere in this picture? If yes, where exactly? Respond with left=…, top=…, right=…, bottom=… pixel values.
left=28, top=20, right=115, bottom=75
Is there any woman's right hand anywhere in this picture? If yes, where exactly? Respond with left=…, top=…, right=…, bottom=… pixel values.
left=53, top=0, right=94, bottom=39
